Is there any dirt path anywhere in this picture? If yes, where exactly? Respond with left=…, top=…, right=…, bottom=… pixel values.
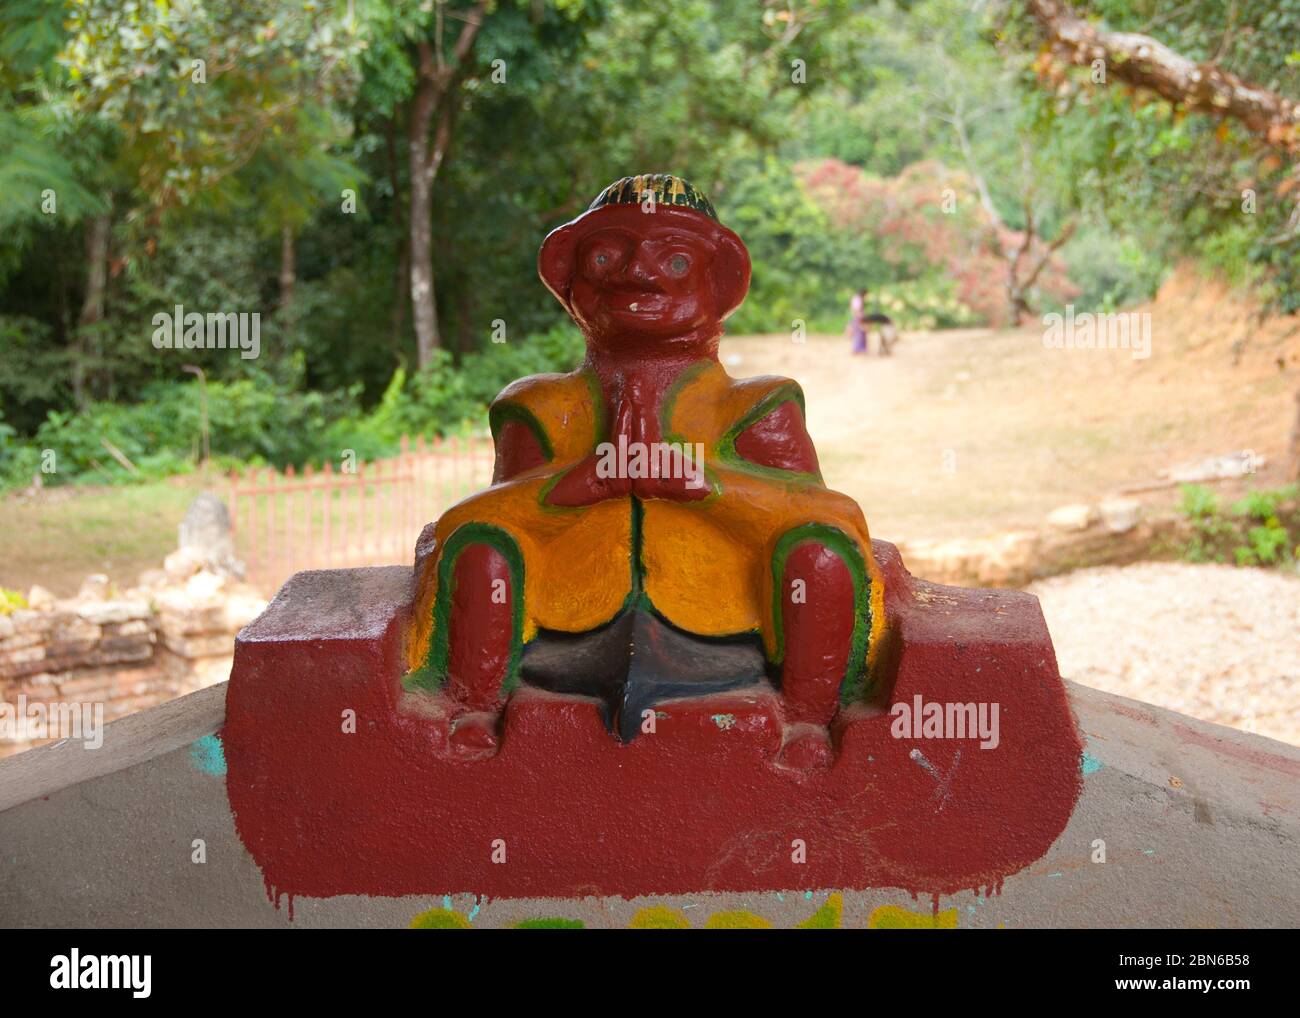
left=721, top=308, right=1296, bottom=544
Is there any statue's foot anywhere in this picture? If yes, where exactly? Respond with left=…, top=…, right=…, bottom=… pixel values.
left=774, top=722, right=834, bottom=771
left=447, top=711, right=501, bottom=760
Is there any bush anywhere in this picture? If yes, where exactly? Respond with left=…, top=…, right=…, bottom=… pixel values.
left=1178, top=483, right=1300, bottom=567
left=0, top=323, right=586, bottom=490
left=1062, top=228, right=1169, bottom=313
left=1230, top=486, right=1300, bottom=567
left=2, top=375, right=353, bottom=487
left=328, top=322, right=585, bottom=454
left=869, top=277, right=982, bottom=331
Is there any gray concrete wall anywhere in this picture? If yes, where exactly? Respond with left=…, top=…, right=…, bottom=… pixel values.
left=1, top=679, right=1297, bottom=928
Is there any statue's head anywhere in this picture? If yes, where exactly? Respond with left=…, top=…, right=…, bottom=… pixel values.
left=539, top=174, right=751, bottom=357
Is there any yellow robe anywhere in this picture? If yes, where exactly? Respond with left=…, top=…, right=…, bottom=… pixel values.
left=407, top=361, right=886, bottom=688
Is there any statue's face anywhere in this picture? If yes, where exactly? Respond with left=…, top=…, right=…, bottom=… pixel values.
left=539, top=202, right=751, bottom=358
left=567, top=210, right=720, bottom=348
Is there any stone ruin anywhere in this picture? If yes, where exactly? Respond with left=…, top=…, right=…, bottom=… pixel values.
left=0, top=494, right=266, bottom=758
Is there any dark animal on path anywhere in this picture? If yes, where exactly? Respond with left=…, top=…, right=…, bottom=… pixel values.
left=863, top=312, right=898, bottom=356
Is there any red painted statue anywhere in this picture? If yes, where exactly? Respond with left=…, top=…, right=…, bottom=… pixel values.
left=405, top=175, right=887, bottom=768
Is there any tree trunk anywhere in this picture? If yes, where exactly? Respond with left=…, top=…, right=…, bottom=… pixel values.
left=407, top=49, right=461, bottom=369
left=74, top=209, right=111, bottom=407
left=392, top=239, right=411, bottom=353
left=278, top=223, right=297, bottom=316
left=408, top=77, right=439, bottom=367
left=387, top=120, right=409, bottom=352
left=405, top=3, right=489, bottom=371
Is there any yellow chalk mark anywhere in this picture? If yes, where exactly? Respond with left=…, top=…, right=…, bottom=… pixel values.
left=409, top=907, right=471, bottom=929
left=628, top=905, right=691, bottom=929
left=868, top=904, right=959, bottom=929
left=796, top=893, right=844, bottom=929
left=704, top=910, right=773, bottom=929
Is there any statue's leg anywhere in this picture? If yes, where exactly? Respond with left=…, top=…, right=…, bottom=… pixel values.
left=424, top=527, right=524, bottom=757
left=779, top=539, right=856, bottom=724
left=772, top=528, right=868, bottom=767
left=446, top=541, right=515, bottom=711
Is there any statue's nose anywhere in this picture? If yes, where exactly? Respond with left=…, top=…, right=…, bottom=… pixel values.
left=621, top=244, right=660, bottom=285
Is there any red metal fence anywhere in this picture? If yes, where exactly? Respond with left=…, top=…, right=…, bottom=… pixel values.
left=229, top=435, right=494, bottom=592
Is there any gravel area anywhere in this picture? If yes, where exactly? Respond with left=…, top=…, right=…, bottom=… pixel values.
left=1027, top=562, right=1300, bottom=747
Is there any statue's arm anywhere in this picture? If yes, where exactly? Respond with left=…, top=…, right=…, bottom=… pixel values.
left=488, top=377, right=559, bottom=484
left=729, top=382, right=822, bottom=478
left=488, top=370, right=605, bottom=484
left=491, top=413, right=550, bottom=483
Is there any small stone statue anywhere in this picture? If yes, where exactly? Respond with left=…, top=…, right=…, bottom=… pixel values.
left=407, top=175, right=885, bottom=767
left=177, top=492, right=242, bottom=578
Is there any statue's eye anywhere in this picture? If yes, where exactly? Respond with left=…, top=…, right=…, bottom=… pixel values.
left=669, top=254, right=689, bottom=275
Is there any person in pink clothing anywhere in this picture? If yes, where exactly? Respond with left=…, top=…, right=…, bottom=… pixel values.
left=848, top=287, right=867, bottom=354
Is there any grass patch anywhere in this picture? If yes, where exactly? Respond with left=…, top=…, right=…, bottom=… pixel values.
left=0, top=479, right=201, bottom=595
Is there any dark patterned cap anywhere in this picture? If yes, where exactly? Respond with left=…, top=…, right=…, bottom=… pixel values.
left=587, top=174, right=718, bottom=221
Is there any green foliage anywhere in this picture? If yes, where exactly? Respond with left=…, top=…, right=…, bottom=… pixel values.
left=0, top=404, right=22, bottom=482
left=1179, top=483, right=1221, bottom=521
left=0, top=587, right=28, bottom=614
left=2, top=0, right=1297, bottom=498
left=333, top=322, right=585, bottom=455
left=1230, top=486, right=1300, bottom=566
left=1061, top=228, right=1169, bottom=312
left=1177, top=483, right=1300, bottom=567
left=1006, top=0, right=1300, bottom=311
left=720, top=157, right=845, bottom=334
left=0, top=315, right=68, bottom=423
left=0, top=322, right=584, bottom=491
left=718, top=155, right=989, bottom=333
left=0, top=108, right=108, bottom=235
left=870, top=277, right=981, bottom=331
left=0, top=373, right=348, bottom=488
left=61, top=0, right=365, bottom=213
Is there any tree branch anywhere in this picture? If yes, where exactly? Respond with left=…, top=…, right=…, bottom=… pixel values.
left=415, top=0, right=489, bottom=178
left=1027, top=0, right=1300, bottom=150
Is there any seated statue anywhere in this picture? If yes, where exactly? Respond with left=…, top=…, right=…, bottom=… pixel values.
left=406, top=174, right=886, bottom=767
left=225, top=174, right=1083, bottom=902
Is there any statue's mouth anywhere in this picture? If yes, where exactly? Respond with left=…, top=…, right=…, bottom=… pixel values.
left=608, top=290, right=669, bottom=317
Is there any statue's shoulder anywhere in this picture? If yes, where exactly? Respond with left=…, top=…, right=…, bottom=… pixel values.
left=726, top=372, right=806, bottom=411
left=666, top=363, right=807, bottom=439
left=714, top=370, right=808, bottom=431
left=490, top=369, right=602, bottom=456
left=491, top=369, right=591, bottom=408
